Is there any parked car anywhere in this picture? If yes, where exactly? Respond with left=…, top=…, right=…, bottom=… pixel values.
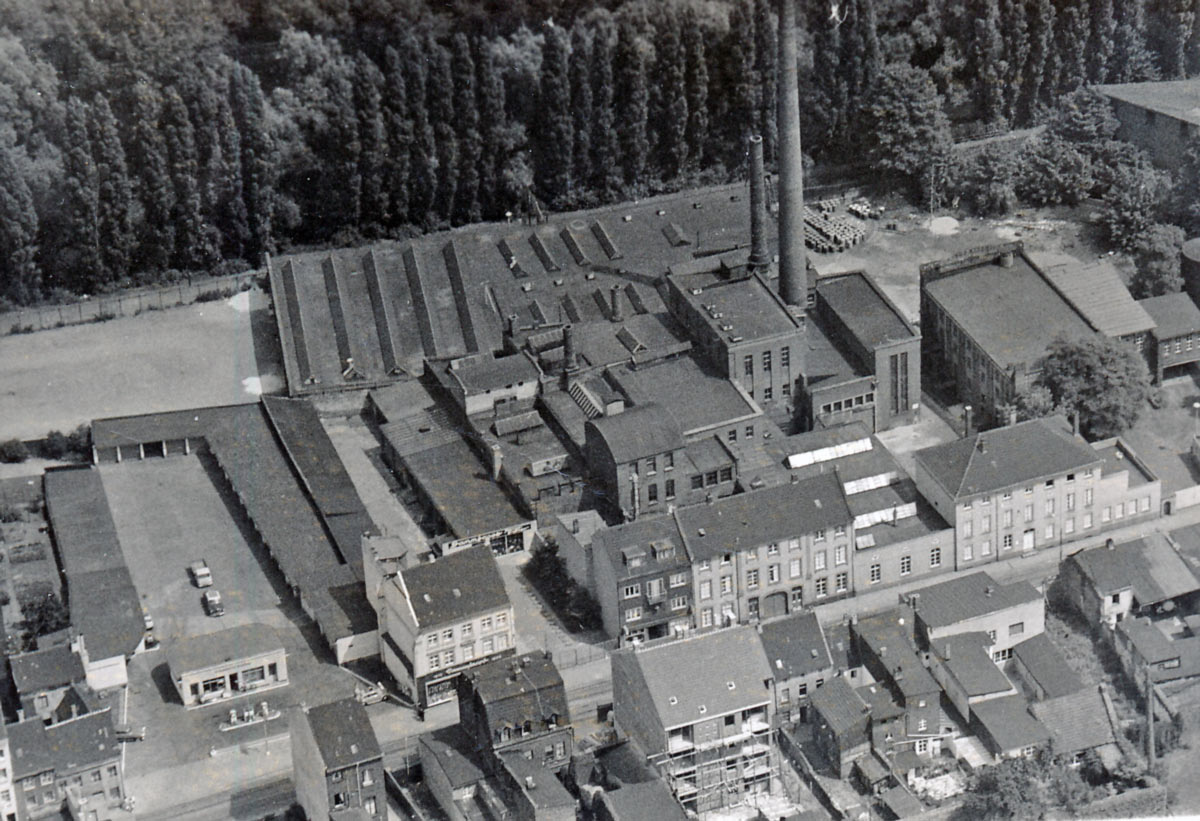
left=202, top=589, right=225, bottom=617
left=114, top=724, right=146, bottom=742
left=189, top=559, right=213, bottom=588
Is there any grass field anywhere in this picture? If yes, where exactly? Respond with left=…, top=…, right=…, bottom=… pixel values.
left=0, top=290, right=283, bottom=441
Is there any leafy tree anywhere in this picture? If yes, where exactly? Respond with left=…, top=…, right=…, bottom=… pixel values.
left=1173, top=135, right=1200, bottom=234
left=967, top=0, right=1006, bottom=123
left=88, top=93, right=134, bottom=284
left=999, top=0, right=1028, bottom=123
left=614, top=20, right=649, bottom=192
left=954, top=755, right=1046, bottom=820
left=355, top=54, right=389, bottom=234
left=400, top=29, right=436, bottom=228
left=19, top=590, right=69, bottom=644
left=1148, top=0, right=1197, bottom=79
left=568, top=24, right=592, bottom=193
left=127, top=77, right=175, bottom=273
left=1097, top=162, right=1173, bottom=251
left=652, top=12, right=688, bottom=181
left=1112, top=0, right=1160, bottom=82
left=589, top=14, right=620, bottom=200
left=1021, top=0, right=1056, bottom=118
left=1038, top=335, right=1152, bottom=438
left=752, top=0, right=777, bottom=161
left=1015, top=136, right=1094, bottom=206
left=58, top=96, right=101, bottom=292
left=0, top=439, right=28, bottom=463
left=1046, top=88, right=1119, bottom=160
left=860, top=64, right=952, bottom=192
left=1014, top=385, right=1063, bottom=422
left=682, top=8, right=709, bottom=172
left=0, top=142, right=41, bottom=304
left=213, top=89, right=250, bottom=261
left=533, top=23, right=572, bottom=208
left=952, top=145, right=1018, bottom=216
left=1129, top=222, right=1187, bottom=298
left=381, top=46, right=411, bottom=229
left=722, top=0, right=759, bottom=162
left=1055, top=4, right=1089, bottom=94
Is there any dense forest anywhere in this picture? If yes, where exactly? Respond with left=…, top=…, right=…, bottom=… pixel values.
left=0, top=0, right=1198, bottom=308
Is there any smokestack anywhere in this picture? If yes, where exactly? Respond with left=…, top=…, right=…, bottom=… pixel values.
left=776, top=0, right=807, bottom=306
left=490, top=443, right=503, bottom=481
left=748, top=135, right=770, bottom=274
left=610, top=284, right=624, bottom=323
left=563, top=324, right=578, bottom=372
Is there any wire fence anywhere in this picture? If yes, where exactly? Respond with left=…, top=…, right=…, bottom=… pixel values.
left=0, top=270, right=264, bottom=336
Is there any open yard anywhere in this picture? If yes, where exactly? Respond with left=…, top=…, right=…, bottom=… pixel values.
left=99, top=455, right=356, bottom=773
left=1122, top=369, right=1200, bottom=497
left=0, top=289, right=283, bottom=441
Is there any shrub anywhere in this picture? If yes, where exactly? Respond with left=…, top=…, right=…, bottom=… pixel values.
left=0, top=439, right=29, bottom=463
left=40, top=430, right=70, bottom=459
left=0, top=504, right=24, bottom=523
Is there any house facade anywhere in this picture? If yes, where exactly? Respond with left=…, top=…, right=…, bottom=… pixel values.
left=9, top=711, right=125, bottom=821
left=291, top=698, right=386, bottom=820
left=591, top=517, right=693, bottom=645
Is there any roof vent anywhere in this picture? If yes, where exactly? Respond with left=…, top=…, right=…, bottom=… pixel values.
left=985, top=586, right=995, bottom=597
left=453, top=588, right=461, bottom=597
left=350, top=743, right=359, bottom=754
left=668, top=696, right=678, bottom=705
left=423, top=593, right=432, bottom=602
left=697, top=528, right=706, bottom=537
left=657, top=209, right=666, bottom=216
left=622, top=215, right=633, bottom=222
left=525, top=776, right=536, bottom=789
left=775, top=659, right=783, bottom=669
left=698, top=704, right=707, bottom=714
left=814, top=499, right=822, bottom=508
left=811, top=648, right=819, bottom=658
left=727, top=681, right=736, bottom=690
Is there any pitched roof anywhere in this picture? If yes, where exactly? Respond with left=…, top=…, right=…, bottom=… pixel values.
left=1070, top=535, right=1200, bottom=606
left=165, top=623, right=283, bottom=676
left=618, top=626, right=772, bottom=729
left=1012, top=633, right=1084, bottom=699
left=10, top=645, right=85, bottom=695
left=971, top=695, right=1051, bottom=753
left=447, top=352, right=540, bottom=394
left=676, top=473, right=851, bottom=562
left=911, top=572, right=1041, bottom=629
left=914, top=417, right=1100, bottom=499
left=420, top=725, right=485, bottom=789
left=399, top=437, right=530, bottom=538
left=930, top=633, right=1014, bottom=697
left=853, top=612, right=940, bottom=698
left=1029, top=688, right=1116, bottom=755
left=304, top=698, right=382, bottom=770
left=600, top=779, right=691, bottom=821
left=758, top=612, right=833, bottom=680
left=401, top=546, right=510, bottom=628
left=67, top=567, right=144, bottom=661
left=10, top=710, right=118, bottom=780
left=585, top=404, right=685, bottom=465
left=1037, top=257, right=1155, bottom=338
left=43, top=467, right=124, bottom=577
left=592, top=515, right=689, bottom=583
left=462, top=653, right=570, bottom=730
left=810, top=676, right=869, bottom=735
left=1097, top=78, right=1200, bottom=126
left=1140, top=292, right=1200, bottom=339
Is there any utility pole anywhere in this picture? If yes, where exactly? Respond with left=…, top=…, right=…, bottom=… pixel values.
left=1145, top=664, right=1155, bottom=766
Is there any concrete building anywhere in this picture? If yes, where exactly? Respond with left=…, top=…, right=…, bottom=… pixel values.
left=756, top=611, right=833, bottom=724
left=291, top=698, right=385, bottom=820
left=165, top=624, right=288, bottom=708
left=368, top=545, right=515, bottom=709
left=1097, top=79, right=1200, bottom=169
left=590, top=516, right=693, bottom=645
left=678, top=474, right=853, bottom=627
left=611, top=627, right=778, bottom=816
left=8, top=710, right=124, bottom=821
left=912, top=417, right=1158, bottom=565
left=1139, top=292, right=1200, bottom=383
left=906, top=571, right=1044, bottom=662
left=457, top=653, right=573, bottom=774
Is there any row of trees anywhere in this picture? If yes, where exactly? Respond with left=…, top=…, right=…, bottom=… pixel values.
left=1, top=0, right=1199, bottom=306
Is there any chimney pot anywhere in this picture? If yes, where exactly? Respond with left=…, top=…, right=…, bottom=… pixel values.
left=610, top=284, right=624, bottom=323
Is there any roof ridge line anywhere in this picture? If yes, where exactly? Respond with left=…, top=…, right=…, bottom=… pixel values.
left=957, top=431, right=978, bottom=498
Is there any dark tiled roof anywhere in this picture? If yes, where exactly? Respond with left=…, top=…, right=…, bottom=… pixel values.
left=758, top=612, right=832, bottom=680
left=810, top=676, right=869, bottom=735
left=853, top=612, right=939, bottom=698
left=463, top=653, right=570, bottom=731
left=1142, top=293, right=1200, bottom=339
left=165, top=623, right=283, bottom=676
left=1030, top=688, right=1116, bottom=755
left=600, top=779, right=690, bottom=821
left=43, top=467, right=124, bottom=577
left=677, top=474, right=851, bottom=563
left=420, top=725, right=485, bottom=789
left=447, top=352, right=541, bottom=393
left=910, top=572, right=1041, bottom=629
left=10, top=710, right=118, bottom=780
left=1070, top=535, right=1200, bottom=606
left=816, top=271, right=917, bottom=349
left=89, top=403, right=253, bottom=449
left=914, top=417, right=1100, bottom=499
left=930, top=633, right=1013, bottom=697
left=586, top=404, right=685, bottom=466
left=10, top=645, right=85, bottom=695
left=500, top=751, right=576, bottom=809
left=607, top=358, right=759, bottom=436
left=68, top=566, right=144, bottom=661
left=855, top=683, right=904, bottom=721
left=972, top=695, right=1051, bottom=753
left=592, top=516, right=689, bottom=583
left=401, top=546, right=510, bottom=628
left=305, top=698, right=382, bottom=770
left=616, top=626, right=772, bottom=729
left=1012, top=633, right=1083, bottom=699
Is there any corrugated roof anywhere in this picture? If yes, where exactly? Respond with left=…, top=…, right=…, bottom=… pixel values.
left=1012, top=633, right=1083, bottom=699
left=1140, top=292, right=1200, bottom=339
left=914, top=417, right=1100, bottom=499
left=165, top=623, right=283, bottom=676
left=401, top=546, right=510, bottom=628
left=971, top=695, right=1051, bottom=753
left=1098, top=78, right=1200, bottom=126
left=1029, top=687, right=1116, bottom=755
left=911, top=572, right=1041, bottom=629
left=619, top=626, right=772, bottom=729
left=586, top=404, right=685, bottom=465
left=1038, top=258, right=1155, bottom=338
left=677, top=473, right=851, bottom=563
left=304, top=698, right=382, bottom=770
left=758, top=612, right=833, bottom=680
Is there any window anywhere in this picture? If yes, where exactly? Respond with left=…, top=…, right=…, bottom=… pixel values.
left=442, top=627, right=454, bottom=642
left=789, top=558, right=802, bottom=578
left=835, top=525, right=846, bottom=537
left=728, top=429, right=737, bottom=443
left=835, top=545, right=847, bottom=566
left=763, top=387, right=773, bottom=401
left=365, top=797, right=378, bottom=815
left=870, top=563, right=881, bottom=583
left=768, top=564, right=780, bottom=583
left=461, top=623, right=473, bottom=639
left=90, top=770, right=102, bottom=783
left=671, top=595, right=688, bottom=610
left=814, top=529, right=827, bottom=542
left=705, top=471, right=718, bottom=486
left=428, top=654, right=441, bottom=670
left=780, top=686, right=790, bottom=705
left=665, top=452, right=674, bottom=469
left=691, top=475, right=703, bottom=491
left=463, top=644, right=475, bottom=660
left=814, top=551, right=827, bottom=571
left=1115, top=502, right=1124, bottom=519
left=1009, top=622, right=1025, bottom=636
left=1102, top=506, right=1111, bottom=523
left=720, top=575, right=733, bottom=595
left=835, top=572, right=848, bottom=592
left=496, top=612, right=508, bottom=627
left=647, top=456, right=657, bottom=474
left=427, top=633, right=439, bottom=648
left=981, top=515, right=991, bottom=534
left=648, top=483, right=659, bottom=503
left=482, top=637, right=494, bottom=653
left=1085, top=488, right=1093, bottom=506
left=700, top=580, right=712, bottom=600
left=1024, top=504, right=1034, bottom=523
left=665, top=479, right=675, bottom=500
left=670, top=572, right=687, bottom=587
left=781, top=347, right=790, bottom=369
left=745, top=425, right=755, bottom=438
left=930, top=546, right=941, bottom=567
left=1045, top=523, right=1055, bottom=539
left=1003, top=509, right=1013, bottom=528
left=982, top=539, right=991, bottom=556
left=699, top=559, right=711, bottom=571
left=721, top=553, right=732, bottom=565
left=815, top=577, right=828, bottom=597
left=917, top=718, right=927, bottom=732
left=701, top=607, right=714, bottom=627
left=481, top=616, right=492, bottom=631
left=900, top=555, right=912, bottom=576
left=791, top=587, right=804, bottom=607
left=767, top=542, right=780, bottom=556
left=1045, top=498, right=1055, bottom=515
left=889, top=351, right=909, bottom=415
left=625, top=607, right=642, bottom=622
left=963, top=543, right=973, bottom=561
left=719, top=466, right=733, bottom=482
left=107, top=766, right=118, bottom=778
left=963, top=520, right=973, bottom=538
left=746, top=569, right=760, bottom=589
left=623, top=584, right=641, bottom=599
left=1002, top=491, right=1013, bottom=501
left=1064, top=518, right=1075, bottom=535
left=763, top=351, right=772, bottom=371
left=1066, top=492, right=1075, bottom=512
left=748, top=597, right=760, bottom=618
left=1083, top=512, right=1093, bottom=529
left=443, top=649, right=455, bottom=665
left=41, top=773, right=54, bottom=786
left=1025, top=486, right=1034, bottom=496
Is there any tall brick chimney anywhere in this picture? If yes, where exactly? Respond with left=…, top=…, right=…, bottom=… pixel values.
left=748, top=134, right=770, bottom=275
left=776, top=0, right=807, bottom=306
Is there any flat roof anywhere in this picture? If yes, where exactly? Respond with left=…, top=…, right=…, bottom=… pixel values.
left=670, top=267, right=800, bottom=340
left=401, top=546, right=510, bottom=628
left=401, top=437, right=529, bottom=538
left=1094, top=441, right=1155, bottom=487
left=1098, top=79, right=1200, bottom=125
left=816, top=272, right=916, bottom=349
left=608, top=357, right=759, bottom=435
left=166, top=623, right=283, bottom=675
left=1141, top=292, right=1200, bottom=339
left=803, top=312, right=870, bottom=387
left=924, top=254, right=1093, bottom=369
